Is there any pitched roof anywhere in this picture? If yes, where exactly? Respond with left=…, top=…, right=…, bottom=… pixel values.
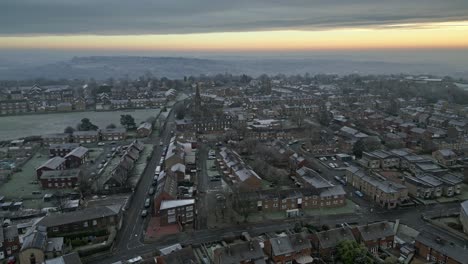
left=40, top=169, right=81, bottom=180
left=65, top=146, right=89, bottom=159
left=316, top=227, right=355, bottom=249
left=270, top=236, right=294, bottom=256
left=160, top=247, right=197, bottom=264
left=21, top=226, right=48, bottom=251
left=357, top=221, right=395, bottom=241
left=416, top=231, right=468, bottom=264
left=160, top=199, right=194, bottom=210
left=36, top=204, right=121, bottom=228
left=45, top=252, right=83, bottom=264
left=38, top=157, right=66, bottom=170
left=214, top=240, right=265, bottom=264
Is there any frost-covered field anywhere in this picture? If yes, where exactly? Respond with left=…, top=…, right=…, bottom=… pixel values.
left=0, top=109, right=160, bottom=140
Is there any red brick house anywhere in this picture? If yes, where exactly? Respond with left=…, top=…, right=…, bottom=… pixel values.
left=414, top=231, right=468, bottom=264
left=310, top=227, right=356, bottom=259
left=72, top=130, right=99, bottom=143
left=101, top=128, right=127, bottom=141
left=39, top=169, right=81, bottom=189
left=136, top=122, right=152, bottom=137
left=49, top=143, right=79, bottom=157
left=264, top=233, right=313, bottom=264
left=36, top=157, right=66, bottom=180
left=153, top=173, right=178, bottom=214
left=159, top=199, right=195, bottom=226
left=64, top=146, right=89, bottom=168
left=353, top=221, right=395, bottom=255
left=1, top=225, right=20, bottom=258
left=36, top=204, right=123, bottom=235
left=213, top=240, right=266, bottom=264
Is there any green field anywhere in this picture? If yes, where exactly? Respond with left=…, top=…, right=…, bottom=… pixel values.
left=0, top=109, right=160, bottom=140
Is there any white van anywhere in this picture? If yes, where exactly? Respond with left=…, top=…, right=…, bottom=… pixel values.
left=155, top=166, right=161, bottom=175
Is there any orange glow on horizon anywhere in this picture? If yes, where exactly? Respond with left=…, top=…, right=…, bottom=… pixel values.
left=1, top=20, right=468, bottom=51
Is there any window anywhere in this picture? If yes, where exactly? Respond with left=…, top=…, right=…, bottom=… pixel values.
left=186, top=206, right=193, bottom=211
left=53, top=227, right=59, bottom=232
left=168, top=209, right=175, bottom=215
left=12, top=245, right=17, bottom=250
left=92, top=220, right=97, bottom=226
left=186, top=212, right=193, bottom=218
left=83, top=221, right=88, bottom=227
left=273, top=203, right=278, bottom=208
left=168, top=215, right=176, bottom=223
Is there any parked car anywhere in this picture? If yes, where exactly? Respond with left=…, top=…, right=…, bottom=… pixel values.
left=98, top=142, right=105, bottom=146
left=144, top=198, right=151, bottom=208
left=354, top=190, right=364, bottom=197
left=141, top=210, right=148, bottom=218
left=148, top=187, right=155, bottom=195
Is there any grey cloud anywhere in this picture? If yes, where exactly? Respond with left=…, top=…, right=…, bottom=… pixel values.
left=1, top=0, right=468, bottom=35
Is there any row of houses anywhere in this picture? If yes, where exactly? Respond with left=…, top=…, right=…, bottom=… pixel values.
left=43, top=128, right=127, bottom=145
left=1, top=204, right=121, bottom=264
left=218, top=147, right=263, bottom=190
left=211, top=221, right=395, bottom=264
left=36, top=146, right=89, bottom=189
left=153, top=137, right=197, bottom=227
left=102, top=140, right=145, bottom=190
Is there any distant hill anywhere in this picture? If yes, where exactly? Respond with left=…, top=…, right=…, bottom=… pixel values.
left=0, top=56, right=465, bottom=80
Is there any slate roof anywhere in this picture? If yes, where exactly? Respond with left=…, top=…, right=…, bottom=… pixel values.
left=65, top=146, right=89, bottom=159
left=36, top=204, right=121, bottom=228
left=3, top=225, right=18, bottom=240
left=21, top=225, right=48, bottom=251
left=316, top=227, right=355, bottom=249
left=416, top=231, right=468, bottom=264
left=357, top=221, right=395, bottom=241
left=215, top=240, right=265, bottom=264
left=45, top=252, right=83, bottom=264
left=270, top=236, right=294, bottom=256
left=39, top=157, right=66, bottom=170
left=40, top=169, right=81, bottom=180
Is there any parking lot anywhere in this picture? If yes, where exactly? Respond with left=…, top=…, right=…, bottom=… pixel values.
left=315, top=154, right=353, bottom=170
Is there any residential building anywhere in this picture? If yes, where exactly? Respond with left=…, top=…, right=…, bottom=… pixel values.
left=156, top=247, right=198, bottom=264
left=346, top=167, right=409, bottom=209
left=39, top=169, right=81, bottom=189
left=0, top=99, right=29, bottom=115
left=264, top=233, right=313, bottom=264
left=101, top=128, right=127, bottom=141
left=64, top=146, right=89, bottom=168
left=213, top=240, right=266, bottom=264
left=1, top=225, right=20, bottom=258
left=19, top=226, right=64, bottom=264
left=433, top=149, right=458, bottom=167
left=36, top=204, right=123, bottom=234
left=36, top=157, right=66, bottom=179
left=353, top=221, right=395, bottom=254
left=73, top=131, right=99, bottom=143
left=414, top=231, right=468, bottom=264
left=461, top=201, right=468, bottom=234
left=236, top=187, right=346, bottom=215
left=43, top=133, right=70, bottom=145
left=158, top=199, right=195, bottom=226
left=310, top=227, right=356, bottom=259
left=136, top=122, right=152, bottom=137
left=49, top=143, right=79, bottom=157
left=361, top=150, right=400, bottom=169
left=44, top=252, right=82, bottom=264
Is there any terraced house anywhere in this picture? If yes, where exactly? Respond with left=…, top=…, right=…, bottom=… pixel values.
left=346, top=167, right=409, bottom=209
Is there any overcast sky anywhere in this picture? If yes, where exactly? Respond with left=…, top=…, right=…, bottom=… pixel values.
left=1, top=0, right=468, bottom=35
